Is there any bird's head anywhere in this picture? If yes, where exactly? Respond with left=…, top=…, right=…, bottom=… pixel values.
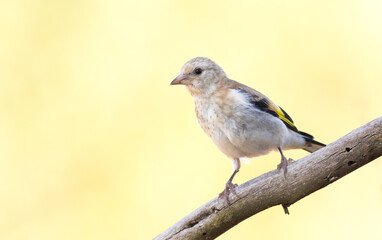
left=171, top=57, right=227, bottom=95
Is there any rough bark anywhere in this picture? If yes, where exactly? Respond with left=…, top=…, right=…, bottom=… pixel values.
left=154, top=117, right=382, bottom=240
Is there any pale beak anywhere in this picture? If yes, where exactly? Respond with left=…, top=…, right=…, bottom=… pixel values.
left=170, top=73, right=187, bottom=85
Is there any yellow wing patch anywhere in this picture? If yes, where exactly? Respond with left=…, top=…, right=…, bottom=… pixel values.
left=275, top=108, right=295, bottom=128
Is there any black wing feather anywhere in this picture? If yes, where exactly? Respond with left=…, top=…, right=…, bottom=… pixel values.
left=237, top=89, right=299, bottom=133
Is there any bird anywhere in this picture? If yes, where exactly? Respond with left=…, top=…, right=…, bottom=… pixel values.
left=170, top=57, right=325, bottom=204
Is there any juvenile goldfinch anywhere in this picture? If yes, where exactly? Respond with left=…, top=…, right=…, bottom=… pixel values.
left=171, top=57, right=325, bottom=203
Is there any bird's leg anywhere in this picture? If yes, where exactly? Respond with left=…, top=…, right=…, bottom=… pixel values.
left=219, top=158, right=240, bottom=205
left=218, top=169, right=239, bottom=204
left=277, top=147, right=292, bottom=178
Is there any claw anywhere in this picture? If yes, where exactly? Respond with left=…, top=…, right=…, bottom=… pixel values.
left=277, top=158, right=286, bottom=177
left=219, top=166, right=239, bottom=205
left=277, top=157, right=293, bottom=178
left=218, top=181, right=238, bottom=205
left=277, top=147, right=293, bottom=178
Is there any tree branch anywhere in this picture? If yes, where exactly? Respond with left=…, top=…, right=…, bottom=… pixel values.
left=154, top=117, right=382, bottom=240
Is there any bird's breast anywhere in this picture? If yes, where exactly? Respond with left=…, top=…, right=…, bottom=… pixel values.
left=193, top=90, right=246, bottom=138
left=193, top=96, right=253, bottom=158
left=194, top=98, right=221, bottom=137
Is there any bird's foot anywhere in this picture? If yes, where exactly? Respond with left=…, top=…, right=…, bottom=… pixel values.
left=277, top=157, right=294, bottom=178
left=218, top=181, right=238, bottom=205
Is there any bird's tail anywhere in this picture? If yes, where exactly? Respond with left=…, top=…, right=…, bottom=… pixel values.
left=299, top=131, right=326, bottom=153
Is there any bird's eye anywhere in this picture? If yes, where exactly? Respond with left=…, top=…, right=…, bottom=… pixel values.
left=194, top=68, right=203, bottom=75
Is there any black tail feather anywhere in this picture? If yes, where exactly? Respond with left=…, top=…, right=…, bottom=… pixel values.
left=300, top=131, right=326, bottom=153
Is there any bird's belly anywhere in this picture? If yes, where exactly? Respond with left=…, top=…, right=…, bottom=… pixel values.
left=195, top=99, right=285, bottom=159
left=200, top=116, right=280, bottom=159
left=224, top=127, right=279, bottom=157
left=210, top=127, right=249, bottom=158
left=220, top=109, right=287, bottom=158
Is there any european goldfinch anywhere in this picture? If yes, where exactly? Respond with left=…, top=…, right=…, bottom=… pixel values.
left=171, top=57, right=325, bottom=203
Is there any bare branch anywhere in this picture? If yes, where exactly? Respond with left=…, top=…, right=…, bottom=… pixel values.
left=154, top=117, right=382, bottom=240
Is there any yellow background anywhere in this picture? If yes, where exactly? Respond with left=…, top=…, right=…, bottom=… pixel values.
left=1, top=0, right=382, bottom=239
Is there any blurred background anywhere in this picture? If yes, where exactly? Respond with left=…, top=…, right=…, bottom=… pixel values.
left=1, top=0, right=382, bottom=239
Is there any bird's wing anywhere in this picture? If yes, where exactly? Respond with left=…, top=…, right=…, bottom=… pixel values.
left=227, top=79, right=299, bottom=133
